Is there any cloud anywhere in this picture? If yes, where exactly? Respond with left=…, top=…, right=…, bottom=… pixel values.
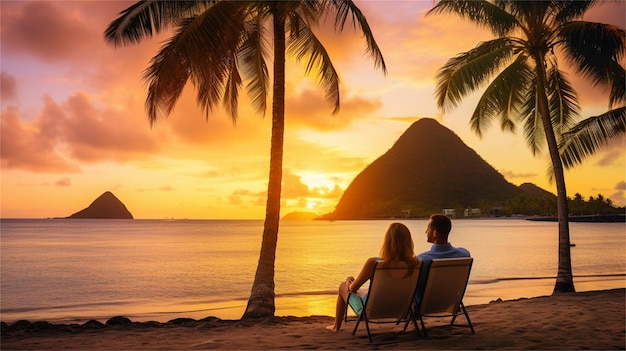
left=594, top=138, right=626, bottom=167
left=58, top=93, right=162, bottom=162
left=615, top=181, right=626, bottom=191
left=55, top=178, right=71, bottom=187
left=1, top=92, right=164, bottom=172
left=285, top=87, right=383, bottom=131
left=281, top=170, right=312, bottom=199
left=1, top=106, right=80, bottom=173
left=1, top=1, right=101, bottom=62
left=228, top=189, right=266, bottom=206
left=1, top=71, right=17, bottom=101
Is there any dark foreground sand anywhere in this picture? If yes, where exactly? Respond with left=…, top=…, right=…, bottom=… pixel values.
left=2, top=289, right=624, bottom=350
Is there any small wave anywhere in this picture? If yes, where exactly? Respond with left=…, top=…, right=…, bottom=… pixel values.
left=275, top=290, right=337, bottom=298
left=1, top=301, right=130, bottom=314
left=469, top=273, right=625, bottom=285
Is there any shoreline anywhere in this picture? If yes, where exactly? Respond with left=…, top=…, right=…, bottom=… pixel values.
left=2, top=274, right=622, bottom=326
left=2, top=288, right=624, bottom=350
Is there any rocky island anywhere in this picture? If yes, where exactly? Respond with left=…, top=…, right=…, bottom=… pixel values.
left=67, top=191, right=133, bottom=219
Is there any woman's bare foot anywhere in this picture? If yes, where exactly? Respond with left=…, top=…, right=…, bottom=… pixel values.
left=325, top=325, right=339, bottom=332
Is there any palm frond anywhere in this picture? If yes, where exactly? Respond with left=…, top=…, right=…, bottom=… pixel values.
left=189, top=2, right=250, bottom=121
left=435, top=38, right=515, bottom=111
left=608, top=61, right=626, bottom=108
left=143, top=23, right=192, bottom=124
left=327, top=0, right=387, bottom=73
left=104, top=0, right=215, bottom=46
left=430, top=0, right=518, bottom=36
left=519, top=82, right=545, bottom=156
left=559, top=21, right=626, bottom=86
left=500, top=0, right=550, bottom=29
left=554, top=0, right=598, bottom=23
left=239, top=17, right=270, bottom=116
left=559, top=107, right=626, bottom=168
left=470, top=55, right=532, bottom=137
left=144, top=2, right=248, bottom=123
left=546, top=66, right=580, bottom=135
left=223, top=57, right=242, bottom=121
left=287, top=14, right=340, bottom=113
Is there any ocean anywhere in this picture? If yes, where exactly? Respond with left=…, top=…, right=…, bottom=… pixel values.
left=1, top=218, right=624, bottom=324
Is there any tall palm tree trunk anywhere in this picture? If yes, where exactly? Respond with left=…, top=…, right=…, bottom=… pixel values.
left=532, top=52, right=575, bottom=293
left=242, top=11, right=286, bottom=318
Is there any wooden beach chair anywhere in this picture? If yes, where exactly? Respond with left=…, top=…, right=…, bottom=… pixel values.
left=345, top=260, right=422, bottom=343
left=414, top=257, right=475, bottom=336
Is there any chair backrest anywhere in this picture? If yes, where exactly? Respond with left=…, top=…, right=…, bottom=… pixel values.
left=419, top=257, right=473, bottom=316
left=364, top=260, right=422, bottom=320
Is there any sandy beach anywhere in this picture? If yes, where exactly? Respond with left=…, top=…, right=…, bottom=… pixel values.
left=1, top=288, right=624, bottom=350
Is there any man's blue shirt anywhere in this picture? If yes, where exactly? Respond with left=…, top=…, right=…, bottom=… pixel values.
left=415, top=243, right=471, bottom=302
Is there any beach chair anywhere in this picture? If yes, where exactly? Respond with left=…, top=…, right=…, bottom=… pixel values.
left=414, top=257, right=474, bottom=336
left=345, top=260, right=422, bottom=343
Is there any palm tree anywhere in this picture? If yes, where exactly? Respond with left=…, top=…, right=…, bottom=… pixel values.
left=428, top=0, right=625, bottom=293
left=104, top=0, right=386, bottom=318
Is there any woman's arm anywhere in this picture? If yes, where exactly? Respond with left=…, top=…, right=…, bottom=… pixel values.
left=347, top=257, right=377, bottom=292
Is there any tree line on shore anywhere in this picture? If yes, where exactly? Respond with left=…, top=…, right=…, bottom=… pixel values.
left=459, top=192, right=624, bottom=218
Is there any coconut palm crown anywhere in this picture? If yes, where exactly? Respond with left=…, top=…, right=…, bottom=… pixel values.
left=104, top=0, right=386, bottom=318
left=429, top=0, right=625, bottom=293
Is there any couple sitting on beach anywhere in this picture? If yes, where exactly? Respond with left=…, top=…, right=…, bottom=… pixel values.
left=325, top=214, right=470, bottom=332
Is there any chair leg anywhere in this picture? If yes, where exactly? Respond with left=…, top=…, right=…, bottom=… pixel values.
left=450, top=302, right=474, bottom=334
left=352, top=314, right=362, bottom=335
left=363, top=312, right=372, bottom=344
left=416, top=308, right=427, bottom=337
left=461, top=302, right=475, bottom=334
left=353, top=312, right=373, bottom=343
left=408, top=308, right=422, bottom=337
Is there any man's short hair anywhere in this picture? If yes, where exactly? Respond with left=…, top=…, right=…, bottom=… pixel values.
left=430, top=214, right=452, bottom=238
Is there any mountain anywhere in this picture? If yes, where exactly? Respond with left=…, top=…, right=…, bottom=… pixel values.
left=519, top=182, right=556, bottom=198
left=67, top=191, right=133, bottom=219
left=322, top=118, right=526, bottom=219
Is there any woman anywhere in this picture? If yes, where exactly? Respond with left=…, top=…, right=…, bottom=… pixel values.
left=325, top=222, right=419, bottom=332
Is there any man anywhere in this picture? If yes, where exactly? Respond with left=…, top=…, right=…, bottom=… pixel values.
left=415, top=214, right=470, bottom=302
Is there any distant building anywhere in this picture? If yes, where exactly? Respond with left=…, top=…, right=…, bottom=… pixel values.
left=489, top=206, right=505, bottom=217
left=464, top=208, right=481, bottom=217
left=443, top=209, right=456, bottom=217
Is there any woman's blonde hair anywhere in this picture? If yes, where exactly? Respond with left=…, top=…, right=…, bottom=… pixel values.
left=379, top=222, right=418, bottom=264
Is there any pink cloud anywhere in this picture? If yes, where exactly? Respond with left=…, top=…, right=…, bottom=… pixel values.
left=1, top=1, right=100, bottom=62
left=1, top=71, right=17, bottom=101
left=1, top=106, right=80, bottom=173
left=58, top=93, right=162, bottom=162
left=1, top=92, right=164, bottom=172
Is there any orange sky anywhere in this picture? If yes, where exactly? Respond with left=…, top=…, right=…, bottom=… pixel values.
left=1, top=1, right=625, bottom=219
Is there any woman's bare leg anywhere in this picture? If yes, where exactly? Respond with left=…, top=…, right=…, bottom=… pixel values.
left=326, top=281, right=350, bottom=331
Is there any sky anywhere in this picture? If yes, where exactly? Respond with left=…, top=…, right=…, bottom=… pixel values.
left=1, top=1, right=625, bottom=220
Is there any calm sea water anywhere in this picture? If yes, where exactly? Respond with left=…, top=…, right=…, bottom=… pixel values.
left=1, top=218, right=624, bottom=324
